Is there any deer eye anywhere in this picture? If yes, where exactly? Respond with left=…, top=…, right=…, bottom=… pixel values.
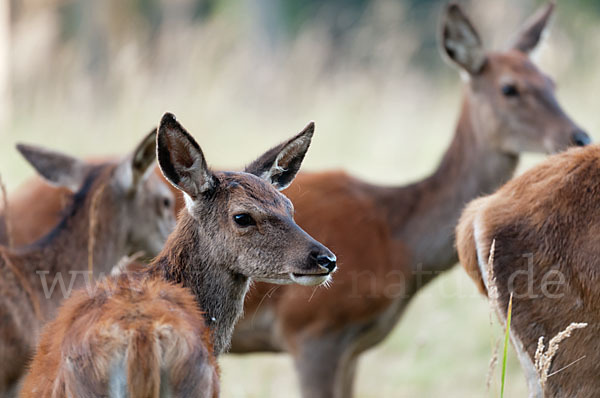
left=233, top=213, right=256, bottom=227
left=501, top=84, right=519, bottom=97
left=162, top=197, right=172, bottom=208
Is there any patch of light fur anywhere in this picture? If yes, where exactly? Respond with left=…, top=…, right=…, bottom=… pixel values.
left=459, top=70, right=471, bottom=82
left=183, top=192, right=195, bottom=213
left=473, top=215, right=490, bottom=290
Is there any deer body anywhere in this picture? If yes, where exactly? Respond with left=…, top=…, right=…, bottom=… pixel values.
left=22, top=113, right=336, bottom=397
left=0, top=132, right=176, bottom=395
left=230, top=3, right=590, bottom=397
left=0, top=179, right=70, bottom=247
left=456, top=144, right=600, bottom=398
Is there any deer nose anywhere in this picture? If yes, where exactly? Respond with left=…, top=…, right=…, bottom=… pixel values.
left=310, top=249, right=337, bottom=273
left=572, top=130, right=591, bottom=147
left=316, top=254, right=337, bottom=273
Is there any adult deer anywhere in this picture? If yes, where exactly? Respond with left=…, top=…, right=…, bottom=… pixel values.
left=0, top=166, right=184, bottom=248
left=456, top=144, right=600, bottom=397
left=0, top=130, right=175, bottom=395
left=21, top=113, right=337, bottom=397
left=227, top=2, right=590, bottom=397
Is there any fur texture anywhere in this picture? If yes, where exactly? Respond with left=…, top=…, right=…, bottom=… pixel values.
left=456, top=144, right=600, bottom=397
left=0, top=135, right=175, bottom=395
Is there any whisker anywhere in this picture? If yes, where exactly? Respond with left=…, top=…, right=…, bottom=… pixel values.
left=308, top=286, right=319, bottom=302
left=251, top=285, right=280, bottom=326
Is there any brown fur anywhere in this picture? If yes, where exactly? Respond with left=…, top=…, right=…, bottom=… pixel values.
left=0, top=178, right=71, bottom=247
left=456, top=144, right=600, bottom=397
left=0, top=166, right=180, bottom=248
left=0, top=134, right=175, bottom=395
left=21, top=113, right=335, bottom=397
left=21, top=271, right=219, bottom=398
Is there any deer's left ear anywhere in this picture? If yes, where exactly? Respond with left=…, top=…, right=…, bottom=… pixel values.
left=510, top=1, right=555, bottom=54
left=245, top=122, right=314, bottom=191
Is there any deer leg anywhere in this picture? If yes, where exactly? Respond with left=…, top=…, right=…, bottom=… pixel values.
left=337, top=354, right=359, bottom=398
left=509, top=330, right=542, bottom=398
left=293, top=332, right=358, bottom=398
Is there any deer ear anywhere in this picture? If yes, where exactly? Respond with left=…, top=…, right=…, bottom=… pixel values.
left=440, top=2, right=486, bottom=75
left=156, top=113, right=215, bottom=199
left=245, top=121, right=314, bottom=191
left=16, top=144, right=89, bottom=192
left=131, top=128, right=158, bottom=184
left=115, top=128, right=158, bottom=191
left=510, top=1, right=554, bottom=54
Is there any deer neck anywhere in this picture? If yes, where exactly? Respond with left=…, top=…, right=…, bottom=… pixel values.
left=149, top=213, right=250, bottom=356
left=379, top=96, right=518, bottom=274
left=13, top=167, right=129, bottom=302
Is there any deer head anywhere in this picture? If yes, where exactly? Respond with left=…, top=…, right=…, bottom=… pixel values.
left=16, top=129, right=176, bottom=258
left=156, top=113, right=337, bottom=286
left=441, top=1, right=589, bottom=154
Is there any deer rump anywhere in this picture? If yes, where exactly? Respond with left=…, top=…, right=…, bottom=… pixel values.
left=457, top=144, right=600, bottom=397
left=22, top=272, right=220, bottom=398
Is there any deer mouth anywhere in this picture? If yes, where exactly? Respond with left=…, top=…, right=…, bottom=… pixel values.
left=290, top=272, right=332, bottom=286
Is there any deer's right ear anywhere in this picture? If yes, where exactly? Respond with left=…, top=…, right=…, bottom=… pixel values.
left=16, top=144, right=88, bottom=192
left=156, top=113, right=215, bottom=199
left=440, top=3, right=486, bottom=75
left=245, top=121, right=314, bottom=191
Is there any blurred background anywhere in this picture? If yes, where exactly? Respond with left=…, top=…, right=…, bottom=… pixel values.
left=1, top=0, right=599, bottom=396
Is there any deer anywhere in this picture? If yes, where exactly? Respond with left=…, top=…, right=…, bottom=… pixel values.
left=0, top=129, right=176, bottom=396
left=20, top=112, right=337, bottom=397
left=456, top=143, right=600, bottom=398
left=224, top=2, right=592, bottom=397
left=0, top=3, right=590, bottom=397
left=0, top=161, right=184, bottom=248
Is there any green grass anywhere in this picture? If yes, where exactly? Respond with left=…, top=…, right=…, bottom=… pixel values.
left=501, top=293, right=514, bottom=398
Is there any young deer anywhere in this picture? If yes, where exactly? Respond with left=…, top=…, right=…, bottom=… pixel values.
left=456, top=144, right=600, bottom=397
left=21, top=113, right=337, bottom=397
left=226, top=3, right=590, bottom=397
left=0, top=130, right=175, bottom=395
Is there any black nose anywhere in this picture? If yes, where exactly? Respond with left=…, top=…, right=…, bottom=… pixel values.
left=572, top=130, right=591, bottom=147
left=316, top=255, right=337, bottom=273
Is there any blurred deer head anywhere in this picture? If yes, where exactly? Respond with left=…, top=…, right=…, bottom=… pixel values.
left=441, top=2, right=590, bottom=154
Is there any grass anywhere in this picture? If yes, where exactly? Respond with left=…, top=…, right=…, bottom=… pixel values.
left=500, top=293, right=514, bottom=398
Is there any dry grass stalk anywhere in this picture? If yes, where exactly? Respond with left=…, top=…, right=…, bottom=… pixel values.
left=485, top=240, right=500, bottom=391
left=534, top=322, right=588, bottom=389
left=110, top=251, right=146, bottom=277
left=486, top=239, right=498, bottom=310
left=87, top=181, right=107, bottom=281
left=0, top=250, right=43, bottom=321
left=486, top=338, right=500, bottom=391
left=0, top=173, right=13, bottom=248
